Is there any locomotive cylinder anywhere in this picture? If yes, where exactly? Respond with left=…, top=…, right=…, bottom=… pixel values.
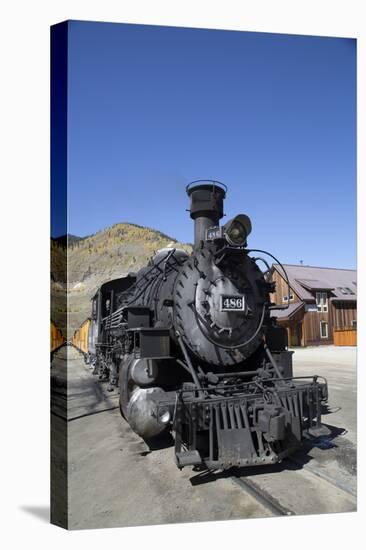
left=127, top=387, right=169, bottom=438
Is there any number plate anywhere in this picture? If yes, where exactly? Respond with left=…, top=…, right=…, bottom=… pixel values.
left=206, top=226, right=222, bottom=241
left=220, top=295, right=245, bottom=312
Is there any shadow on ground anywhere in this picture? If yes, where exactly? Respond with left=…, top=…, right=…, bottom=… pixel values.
left=135, top=418, right=352, bottom=486
left=20, top=506, right=50, bottom=523
left=187, top=423, right=352, bottom=486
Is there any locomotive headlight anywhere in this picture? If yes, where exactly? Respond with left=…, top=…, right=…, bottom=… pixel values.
left=223, top=214, right=252, bottom=247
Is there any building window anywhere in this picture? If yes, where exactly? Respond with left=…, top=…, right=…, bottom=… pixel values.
left=352, top=320, right=357, bottom=329
left=320, top=321, right=328, bottom=339
left=316, top=292, right=328, bottom=312
left=282, top=294, right=294, bottom=303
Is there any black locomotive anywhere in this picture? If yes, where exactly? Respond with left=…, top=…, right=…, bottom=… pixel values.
left=86, top=181, right=329, bottom=470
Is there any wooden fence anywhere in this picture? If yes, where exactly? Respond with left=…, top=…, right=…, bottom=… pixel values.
left=51, top=321, right=64, bottom=353
left=72, top=318, right=91, bottom=354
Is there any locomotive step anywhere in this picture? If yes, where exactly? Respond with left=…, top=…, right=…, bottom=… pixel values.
left=175, top=450, right=202, bottom=468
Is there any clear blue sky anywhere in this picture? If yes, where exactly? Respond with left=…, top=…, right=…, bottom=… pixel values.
left=64, top=21, right=356, bottom=269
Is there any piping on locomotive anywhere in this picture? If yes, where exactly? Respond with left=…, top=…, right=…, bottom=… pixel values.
left=77, top=181, right=329, bottom=470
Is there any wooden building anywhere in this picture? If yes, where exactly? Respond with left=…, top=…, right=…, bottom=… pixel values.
left=270, top=264, right=357, bottom=347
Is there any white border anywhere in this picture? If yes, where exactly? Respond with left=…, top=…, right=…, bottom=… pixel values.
left=1, top=1, right=364, bottom=549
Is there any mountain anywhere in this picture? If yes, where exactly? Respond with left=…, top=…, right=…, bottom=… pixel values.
left=51, top=223, right=192, bottom=339
left=52, top=234, right=85, bottom=247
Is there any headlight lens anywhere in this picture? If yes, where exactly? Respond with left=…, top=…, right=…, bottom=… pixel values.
left=226, top=221, right=246, bottom=246
left=223, top=214, right=252, bottom=247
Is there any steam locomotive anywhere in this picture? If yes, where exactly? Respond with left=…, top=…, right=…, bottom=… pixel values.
left=84, top=181, right=329, bottom=470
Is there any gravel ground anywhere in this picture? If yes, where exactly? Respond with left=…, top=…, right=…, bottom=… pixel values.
left=290, top=345, right=357, bottom=494
left=291, top=345, right=357, bottom=444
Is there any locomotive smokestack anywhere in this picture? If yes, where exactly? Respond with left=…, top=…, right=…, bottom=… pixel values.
left=186, top=180, right=227, bottom=247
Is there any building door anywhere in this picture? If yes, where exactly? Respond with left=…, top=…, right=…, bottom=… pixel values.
left=290, top=322, right=302, bottom=346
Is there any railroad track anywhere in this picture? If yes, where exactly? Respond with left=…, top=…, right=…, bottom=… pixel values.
left=231, top=456, right=356, bottom=516
left=232, top=476, right=293, bottom=516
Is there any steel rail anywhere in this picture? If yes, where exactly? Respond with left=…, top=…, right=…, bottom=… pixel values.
left=231, top=476, right=293, bottom=516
